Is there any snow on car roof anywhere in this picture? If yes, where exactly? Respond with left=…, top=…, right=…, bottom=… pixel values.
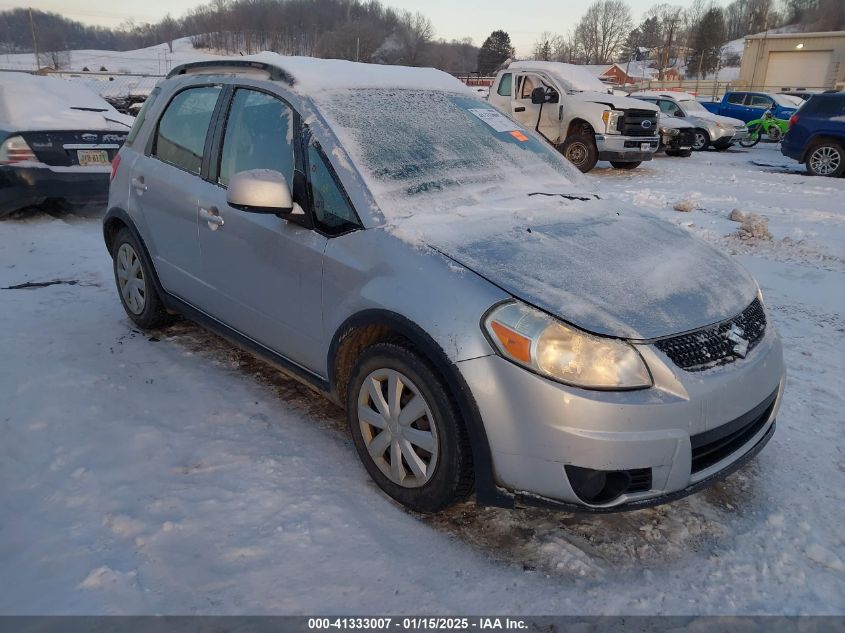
left=0, top=72, right=132, bottom=132
left=630, top=90, right=697, bottom=102
left=507, top=61, right=609, bottom=93
left=173, top=53, right=472, bottom=96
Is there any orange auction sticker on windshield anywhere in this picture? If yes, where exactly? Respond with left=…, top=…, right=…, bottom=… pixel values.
left=510, top=130, right=529, bottom=142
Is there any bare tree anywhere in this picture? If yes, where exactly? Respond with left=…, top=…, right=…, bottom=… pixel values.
left=574, top=0, right=633, bottom=64
left=532, top=31, right=561, bottom=61
left=394, top=10, right=434, bottom=66
left=646, top=4, right=684, bottom=78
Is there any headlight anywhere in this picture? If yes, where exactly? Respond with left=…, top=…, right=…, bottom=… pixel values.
left=660, top=127, right=680, bottom=136
left=483, top=301, right=652, bottom=390
left=601, top=110, right=623, bottom=134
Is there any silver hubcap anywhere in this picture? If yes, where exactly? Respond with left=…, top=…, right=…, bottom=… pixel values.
left=566, top=142, right=588, bottom=165
left=357, top=368, right=439, bottom=488
left=809, top=146, right=841, bottom=175
left=116, top=243, right=146, bottom=315
left=693, top=132, right=707, bottom=149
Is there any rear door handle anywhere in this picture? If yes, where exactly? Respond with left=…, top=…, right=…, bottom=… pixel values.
left=199, top=206, right=224, bottom=230
left=131, top=176, right=147, bottom=194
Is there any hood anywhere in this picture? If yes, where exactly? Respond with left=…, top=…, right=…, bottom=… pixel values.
left=397, top=195, right=757, bottom=340
left=658, top=114, right=695, bottom=129
left=570, top=92, right=659, bottom=113
left=691, top=110, right=745, bottom=128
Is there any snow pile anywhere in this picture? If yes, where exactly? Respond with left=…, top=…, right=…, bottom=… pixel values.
left=508, top=61, right=611, bottom=93
left=736, top=213, right=773, bottom=241
left=673, top=197, right=697, bottom=212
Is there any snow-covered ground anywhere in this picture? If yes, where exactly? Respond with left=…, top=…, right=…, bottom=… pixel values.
left=1, top=143, right=843, bottom=615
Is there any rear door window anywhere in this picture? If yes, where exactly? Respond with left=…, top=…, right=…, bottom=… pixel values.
left=497, top=73, right=512, bottom=97
left=218, top=88, right=295, bottom=189
left=748, top=94, right=774, bottom=109
left=153, top=86, right=221, bottom=174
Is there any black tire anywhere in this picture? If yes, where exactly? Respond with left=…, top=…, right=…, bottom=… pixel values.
left=665, top=149, right=692, bottom=157
left=111, top=227, right=171, bottom=329
left=347, top=342, right=474, bottom=513
left=560, top=133, right=598, bottom=172
left=766, top=125, right=782, bottom=143
left=804, top=140, right=845, bottom=177
left=740, top=124, right=761, bottom=147
left=713, top=139, right=733, bottom=151
left=692, top=129, right=710, bottom=151
left=609, top=161, right=641, bottom=170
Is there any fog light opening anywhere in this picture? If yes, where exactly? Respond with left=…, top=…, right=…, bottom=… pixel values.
left=565, top=465, right=632, bottom=505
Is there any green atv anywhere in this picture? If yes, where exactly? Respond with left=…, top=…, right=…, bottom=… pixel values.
left=740, top=109, right=790, bottom=148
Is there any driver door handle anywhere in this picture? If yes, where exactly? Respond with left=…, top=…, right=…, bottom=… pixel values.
left=199, top=206, right=224, bottom=230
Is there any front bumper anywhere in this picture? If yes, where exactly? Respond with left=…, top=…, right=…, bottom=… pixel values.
left=457, top=325, right=785, bottom=511
left=0, top=164, right=110, bottom=216
left=595, top=134, right=659, bottom=162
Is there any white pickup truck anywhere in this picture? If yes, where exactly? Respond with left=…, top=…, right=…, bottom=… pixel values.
left=488, top=61, right=660, bottom=172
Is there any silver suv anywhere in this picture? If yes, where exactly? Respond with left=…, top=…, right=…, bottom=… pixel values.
left=105, top=56, right=785, bottom=513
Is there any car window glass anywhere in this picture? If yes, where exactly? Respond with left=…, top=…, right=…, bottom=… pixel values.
left=749, top=95, right=774, bottom=109
left=219, top=89, right=295, bottom=188
left=659, top=100, right=681, bottom=116
left=810, top=97, right=845, bottom=116
left=307, top=138, right=360, bottom=235
left=153, top=86, right=221, bottom=174
left=127, top=87, right=159, bottom=146
left=727, top=93, right=745, bottom=105
left=497, top=73, right=512, bottom=97
left=519, top=74, right=540, bottom=100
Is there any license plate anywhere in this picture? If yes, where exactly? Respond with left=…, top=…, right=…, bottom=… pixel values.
left=641, top=142, right=652, bottom=151
left=77, top=149, right=110, bottom=166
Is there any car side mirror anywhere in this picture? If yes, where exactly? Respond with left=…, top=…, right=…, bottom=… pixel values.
left=226, top=169, right=307, bottom=224
left=531, top=87, right=558, bottom=104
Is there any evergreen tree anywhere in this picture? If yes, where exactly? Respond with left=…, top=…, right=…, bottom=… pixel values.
left=477, top=30, right=513, bottom=75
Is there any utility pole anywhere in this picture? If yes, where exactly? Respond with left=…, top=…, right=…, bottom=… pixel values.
left=356, top=36, right=360, bottom=62
left=29, top=8, right=40, bottom=70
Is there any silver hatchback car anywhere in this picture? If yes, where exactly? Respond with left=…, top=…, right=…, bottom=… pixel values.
left=105, top=55, right=785, bottom=513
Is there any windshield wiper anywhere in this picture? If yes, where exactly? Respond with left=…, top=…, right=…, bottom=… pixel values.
left=528, top=192, right=600, bottom=201
left=70, top=106, right=108, bottom=112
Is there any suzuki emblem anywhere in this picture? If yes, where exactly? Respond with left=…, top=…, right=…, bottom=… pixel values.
left=725, top=324, right=748, bottom=358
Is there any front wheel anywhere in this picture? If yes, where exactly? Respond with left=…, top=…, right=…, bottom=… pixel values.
left=609, top=161, right=641, bottom=170
left=665, top=149, right=692, bottom=157
left=740, top=124, right=761, bottom=147
left=692, top=129, right=710, bottom=151
left=347, top=342, right=474, bottom=513
left=559, top=133, right=598, bottom=172
left=805, top=141, right=845, bottom=177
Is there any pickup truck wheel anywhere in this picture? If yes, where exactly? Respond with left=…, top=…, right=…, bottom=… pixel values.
left=666, top=149, right=692, bottom=157
left=692, top=129, right=710, bottom=151
left=347, top=342, right=474, bottom=513
left=805, top=141, right=844, bottom=177
left=609, top=161, right=641, bottom=170
left=560, top=134, right=598, bottom=172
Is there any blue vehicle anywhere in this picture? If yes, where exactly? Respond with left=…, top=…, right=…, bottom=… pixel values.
left=701, top=91, right=798, bottom=124
left=781, top=92, right=845, bottom=177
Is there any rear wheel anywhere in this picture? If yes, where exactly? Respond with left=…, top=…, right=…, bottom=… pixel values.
left=112, top=227, right=171, bottom=329
left=666, top=149, right=692, bottom=157
left=609, top=161, right=641, bottom=170
left=805, top=141, right=844, bottom=177
left=692, top=129, right=710, bottom=151
left=347, top=342, right=474, bottom=513
left=766, top=125, right=782, bottom=142
left=560, top=133, right=598, bottom=172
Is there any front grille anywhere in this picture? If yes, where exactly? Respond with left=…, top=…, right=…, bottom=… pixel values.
left=690, top=390, right=777, bottom=473
left=620, top=109, right=659, bottom=137
left=654, top=299, right=766, bottom=372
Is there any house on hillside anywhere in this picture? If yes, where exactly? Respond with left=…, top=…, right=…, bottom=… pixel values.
left=579, top=62, right=681, bottom=86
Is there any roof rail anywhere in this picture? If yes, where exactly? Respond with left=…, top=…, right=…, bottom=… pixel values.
left=166, top=60, right=295, bottom=85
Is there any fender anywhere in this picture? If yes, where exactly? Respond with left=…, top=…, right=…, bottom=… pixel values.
left=328, top=309, right=513, bottom=508
left=103, top=206, right=168, bottom=302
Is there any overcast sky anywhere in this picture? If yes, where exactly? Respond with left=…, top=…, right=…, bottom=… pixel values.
left=10, top=0, right=709, bottom=56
